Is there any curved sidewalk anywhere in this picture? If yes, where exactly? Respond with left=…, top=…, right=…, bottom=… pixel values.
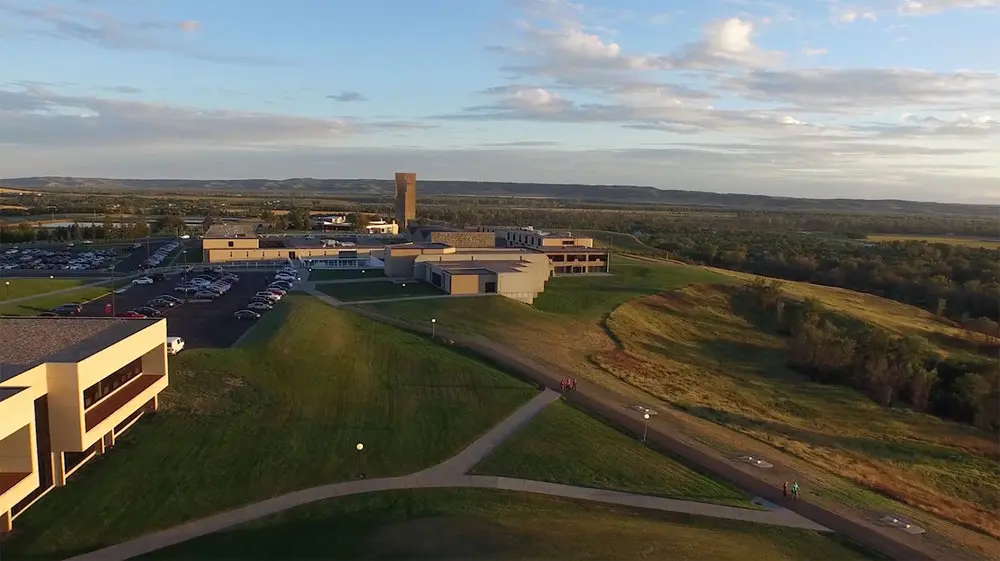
left=64, top=388, right=823, bottom=561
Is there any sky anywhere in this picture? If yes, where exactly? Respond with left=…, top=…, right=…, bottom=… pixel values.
left=0, top=0, right=998, bottom=203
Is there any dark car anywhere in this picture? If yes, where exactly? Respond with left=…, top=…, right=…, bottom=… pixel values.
left=133, top=306, right=162, bottom=317
left=249, top=296, right=274, bottom=306
left=193, top=290, right=218, bottom=299
left=150, top=273, right=167, bottom=282
left=269, top=281, right=292, bottom=290
left=220, top=274, right=239, bottom=283
left=233, top=309, right=260, bottom=320
left=52, top=303, right=83, bottom=316
left=147, top=298, right=176, bottom=308
left=38, top=311, right=58, bottom=317
left=159, top=294, right=183, bottom=305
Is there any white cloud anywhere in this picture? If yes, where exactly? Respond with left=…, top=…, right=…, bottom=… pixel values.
left=0, top=87, right=424, bottom=148
left=177, top=20, right=201, bottom=33
left=837, top=9, right=878, bottom=22
left=805, top=48, right=829, bottom=56
left=898, top=0, right=1000, bottom=14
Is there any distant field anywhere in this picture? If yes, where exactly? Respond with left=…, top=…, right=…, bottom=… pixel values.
left=4, top=296, right=535, bottom=560
left=0, top=277, right=88, bottom=301
left=317, top=279, right=443, bottom=301
left=866, top=234, right=1000, bottom=249
left=574, top=229, right=652, bottom=252
left=0, top=285, right=109, bottom=315
left=138, top=489, right=878, bottom=561
left=309, top=268, right=386, bottom=281
left=475, top=402, right=752, bottom=507
left=597, top=284, right=1000, bottom=541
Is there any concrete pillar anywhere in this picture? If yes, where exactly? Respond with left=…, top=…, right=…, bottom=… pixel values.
left=1, top=510, right=12, bottom=533
left=149, top=394, right=159, bottom=413
left=102, top=431, right=115, bottom=451
left=52, top=452, right=66, bottom=486
left=95, top=436, right=106, bottom=456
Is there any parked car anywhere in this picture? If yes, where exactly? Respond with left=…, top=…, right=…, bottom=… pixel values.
left=193, top=290, right=219, bottom=299
left=275, top=274, right=297, bottom=282
left=233, top=309, right=261, bottom=320
left=52, top=303, right=83, bottom=316
left=159, top=294, right=183, bottom=305
left=189, top=278, right=211, bottom=287
left=115, top=310, right=147, bottom=318
left=175, top=286, right=199, bottom=294
left=147, top=298, right=176, bottom=308
left=131, top=306, right=159, bottom=317
left=255, top=291, right=281, bottom=301
left=166, top=336, right=185, bottom=355
left=150, top=273, right=167, bottom=282
left=265, top=287, right=286, bottom=295
left=269, top=283, right=292, bottom=291
left=38, top=311, right=58, bottom=317
left=220, top=274, right=239, bottom=283
left=247, top=301, right=273, bottom=312
left=133, top=276, right=154, bottom=285
left=249, top=296, right=275, bottom=306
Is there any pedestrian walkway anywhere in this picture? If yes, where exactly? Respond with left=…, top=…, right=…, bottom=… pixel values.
left=304, top=284, right=495, bottom=307
left=63, top=383, right=824, bottom=561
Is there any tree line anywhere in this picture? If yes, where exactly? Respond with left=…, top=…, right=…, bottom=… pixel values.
left=744, top=279, right=999, bottom=432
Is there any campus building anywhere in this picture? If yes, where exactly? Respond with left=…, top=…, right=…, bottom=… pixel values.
left=201, top=224, right=383, bottom=264
left=477, top=226, right=610, bottom=274
left=383, top=243, right=551, bottom=303
left=408, top=225, right=497, bottom=248
left=394, top=172, right=417, bottom=229
left=0, top=317, right=169, bottom=533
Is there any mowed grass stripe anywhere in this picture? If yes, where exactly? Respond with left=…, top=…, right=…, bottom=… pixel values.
left=475, top=401, right=751, bottom=507
left=0, top=277, right=88, bottom=301
left=0, top=285, right=110, bottom=315
left=3, top=295, right=536, bottom=560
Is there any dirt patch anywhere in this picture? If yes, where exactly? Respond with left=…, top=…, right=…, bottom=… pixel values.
left=158, top=370, right=251, bottom=416
left=367, top=516, right=523, bottom=559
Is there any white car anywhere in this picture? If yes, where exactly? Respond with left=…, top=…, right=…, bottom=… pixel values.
left=255, top=291, right=281, bottom=301
left=133, top=277, right=154, bottom=285
left=166, top=336, right=185, bottom=355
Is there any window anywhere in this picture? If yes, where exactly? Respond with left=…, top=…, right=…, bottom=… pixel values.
left=431, top=272, right=443, bottom=287
left=562, top=239, right=574, bottom=245
left=552, top=254, right=565, bottom=262
left=83, top=358, right=143, bottom=409
left=227, top=241, right=234, bottom=248
left=484, top=281, right=497, bottom=293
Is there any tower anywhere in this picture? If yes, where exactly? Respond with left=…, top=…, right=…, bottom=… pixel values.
left=394, top=172, right=416, bottom=228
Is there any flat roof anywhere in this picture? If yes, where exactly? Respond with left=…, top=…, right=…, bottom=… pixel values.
left=0, top=317, right=162, bottom=382
left=388, top=242, right=452, bottom=250
left=454, top=247, right=533, bottom=254
left=536, top=246, right=607, bottom=253
left=204, top=223, right=258, bottom=238
left=430, top=260, right=527, bottom=274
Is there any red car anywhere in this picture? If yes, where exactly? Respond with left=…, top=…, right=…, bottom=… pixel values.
left=115, top=310, right=147, bottom=319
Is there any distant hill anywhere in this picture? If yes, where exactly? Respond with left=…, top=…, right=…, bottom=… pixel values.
left=2, top=176, right=997, bottom=218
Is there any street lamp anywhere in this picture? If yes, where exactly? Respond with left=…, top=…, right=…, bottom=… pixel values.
left=3, top=280, right=9, bottom=301
left=642, top=413, right=650, bottom=443
left=355, top=442, right=365, bottom=479
left=431, top=318, right=437, bottom=338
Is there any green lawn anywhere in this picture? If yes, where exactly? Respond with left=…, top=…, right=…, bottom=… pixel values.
left=3, top=295, right=536, bottom=560
left=576, top=229, right=653, bottom=253
left=309, top=268, right=386, bottom=281
left=138, top=489, right=880, bottom=561
left=0, top=277, right=88, bottom=301
left=0, top=285, right=110, bottom=315
left=317, top=279, right=444, bottom=301
left=475, top=402, right=751, bottom=507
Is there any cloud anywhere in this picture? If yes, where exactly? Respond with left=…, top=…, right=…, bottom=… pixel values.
left=327, top=91, right=368, bottom=103
left=898, top=0, right=1000, bottom=14
left=804, top=48, right=829, bottom=56
left=672, top=18, right=782, bottom=68
left=836, top=9, right=878, bottom=22
left=722, top=69, right=1000, bottom=113
left=0, top=1, right=277, bottom=64
left=102, top=86, right=144, bottom=94
left=0, top=86, right=424, bottom=148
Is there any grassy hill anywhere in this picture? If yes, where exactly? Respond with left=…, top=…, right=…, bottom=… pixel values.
left=137, top=489, right=879, bottom=561
left=3, top=296, right=535, bottom=560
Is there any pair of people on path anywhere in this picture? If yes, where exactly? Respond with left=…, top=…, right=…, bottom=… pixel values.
left=782, top=481, right=800, bottom=499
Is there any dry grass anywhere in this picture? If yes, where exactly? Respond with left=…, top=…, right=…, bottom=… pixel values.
left=866, top=234, right=1000, bottom=250
left=596, top=284, right=1000, bottom=540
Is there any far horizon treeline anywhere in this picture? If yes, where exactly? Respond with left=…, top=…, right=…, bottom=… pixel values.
left=743, top=279, right=999, bottom=433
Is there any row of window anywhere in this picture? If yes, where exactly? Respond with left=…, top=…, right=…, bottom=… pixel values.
left=82, top=358, right=143, bottom=409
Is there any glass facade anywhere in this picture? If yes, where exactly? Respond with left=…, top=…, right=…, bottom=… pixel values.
left=82, top=358, right=143, bottom=409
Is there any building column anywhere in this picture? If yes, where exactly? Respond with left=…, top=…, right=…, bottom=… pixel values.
left=1, top=509, right=12, bottom=533
left=148, top=394, right=159, bottom=413
left=52, top=452, right=67, bottom=487
left=102, top=431, right=115, bottom=451
left=95, top=436, right=106, bottom=455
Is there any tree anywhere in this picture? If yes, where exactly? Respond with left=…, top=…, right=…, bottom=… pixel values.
left=935, top=297, right=947, bottom=317
left=260, top=209, right=275, bottom=223
left=907, top=364, right=939, bottom=412
left=287, top=207, right=311, bottom=230
left=347, top=212, right=370, bottom=232
left=202, top=216, right=216, bottom=231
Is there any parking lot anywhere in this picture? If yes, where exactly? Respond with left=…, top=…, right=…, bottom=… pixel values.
left=80, top=271, right=282, bottom=349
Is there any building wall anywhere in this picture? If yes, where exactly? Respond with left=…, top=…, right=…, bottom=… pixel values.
left=428, top=231, right=496, bottom=248
left=205, top=247, right=374, bottom=264
left=202, top=238, right=259, bottom=250
left=394, top=172, right=416, bottom=227
left=448, top=273, right=482, bottom=295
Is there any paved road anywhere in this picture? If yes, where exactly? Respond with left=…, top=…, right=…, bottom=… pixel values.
left=65, top=388, right=824, bottom=561
left=322, top=294, right=938, bottom=561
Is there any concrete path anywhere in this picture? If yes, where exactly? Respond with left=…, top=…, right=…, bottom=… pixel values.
left=310, top=276, right=400, bottom=285
left=305, top=285, right=495, bottom=307
left=1, top=278, right=111, bottom=305
left=63, top=387, right=824, bottom=561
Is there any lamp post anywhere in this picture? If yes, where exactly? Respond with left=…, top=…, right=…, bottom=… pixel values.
left=642, top=412, right=650, bottom=443
left=431, top=318, right=436, bottom=338
left=355, top=442, right=365, bottom=479
left=3, top=280, right=9, bottom=301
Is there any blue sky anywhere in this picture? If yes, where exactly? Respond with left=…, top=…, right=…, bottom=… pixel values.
left=1, top=0, right=998, bottom=202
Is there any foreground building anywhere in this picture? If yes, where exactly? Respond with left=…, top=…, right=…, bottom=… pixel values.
left=0, top=317, right=168, bottom=533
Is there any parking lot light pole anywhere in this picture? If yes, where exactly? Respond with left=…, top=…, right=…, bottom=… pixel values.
left=355, top=442, right=365, bottom=479
left=4, top=280, right=9, bottom=301
left=642, top=413, right=650, bottom=443
left=431, top=318, right=436, bottom=338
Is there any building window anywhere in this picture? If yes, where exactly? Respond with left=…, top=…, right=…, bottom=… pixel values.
left=228, top=241, right=234, bottom=248
left=552, top=254, right=565, bottom=262
left=484, top=281, right=497, bottom=293
left=82, top=358, right=143, bottom=409
left=431, top=272, right=443, bottom=287
left=562, top=239, right=574, bottom=245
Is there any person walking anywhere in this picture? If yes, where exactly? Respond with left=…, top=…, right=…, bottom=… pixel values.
left=782, top=481, right=788, bottom=498
left=791, top=481, right=800, bottom=500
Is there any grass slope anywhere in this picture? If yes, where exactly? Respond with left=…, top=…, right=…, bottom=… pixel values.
left=596, top=284, right=1000, bottom=539
left=3, top=295, right=535, bottom=560
left=0, top=278, right=87, bottom=301
left=866, top=234, right=1000, bottom=249
left=317, top=279, right=443, bottom=301
left=475, top=401, right=751, bottom=507
left=138, top=489, right=880, bottom=561
left=309, top=268, right=385, bottom=281
left=0, top=285, right=109, bottom=315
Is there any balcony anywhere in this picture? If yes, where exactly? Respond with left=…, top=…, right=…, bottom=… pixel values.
left=0, top=472, right=31, bottom=498
left=84, top=374, right=162, bottom=432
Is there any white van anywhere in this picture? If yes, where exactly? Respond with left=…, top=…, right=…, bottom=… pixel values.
left=166, top=337, right=185, bottom=355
